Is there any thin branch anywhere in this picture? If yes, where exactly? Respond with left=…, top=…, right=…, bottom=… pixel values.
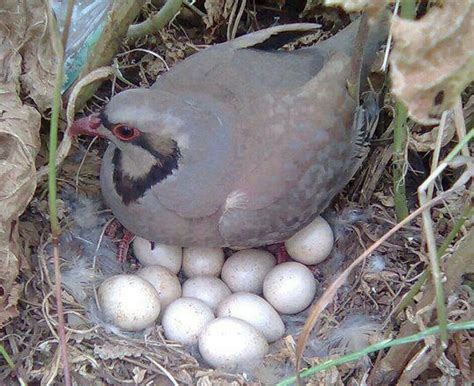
left=427, top=111, right=448, bottom=200
left=453, top=96, right=470, bottom=157
left=127, top=0, right=184, bottom=40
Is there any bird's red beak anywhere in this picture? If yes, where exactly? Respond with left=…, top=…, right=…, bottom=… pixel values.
left=69, top=113, right=104, bottom=138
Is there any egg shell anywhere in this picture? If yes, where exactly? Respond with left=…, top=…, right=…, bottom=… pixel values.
left=162, top=298, right=215, bottom=345
left=217, top=292, right=284, bottom=342
left=285, top=216, right=334, bottom=265
left=133, top=237, right=182, bottom=274
left=263, top=262, right=317, bottom=314
left=182, top=247, right=224, bottom=277
left=182, top=276, right=231, bottom=311
left=199, top=317, right=269, bottom=370
left=221, top=249, right=276, bottom=294
left=98, top=274, right=161, bottom=331
left=136, top=266, right=182, bottom=310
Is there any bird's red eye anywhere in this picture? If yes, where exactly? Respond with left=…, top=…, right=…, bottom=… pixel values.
left=112, top=124, right=140, bottom=141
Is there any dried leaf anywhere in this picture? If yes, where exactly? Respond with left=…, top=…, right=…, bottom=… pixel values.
left=390, top=1, right=474, bottom=124
left=20, top=2, right=59, bottom=113
left=374, top=191, right=395, bottom=207
left=203, top=0, right=236, bottom=29
left=0, top=1, right=47, bottom=328
left=410, top=115, right=456, bottom=152
left=398, top=345, right=434, bottom=384
left=132, top=367, right=147, bottom=383
left=436, top=352, right=460, bottom=379
left=307, top=356, right=343, bottom=385
left=453, top=331, right=472, bottom=381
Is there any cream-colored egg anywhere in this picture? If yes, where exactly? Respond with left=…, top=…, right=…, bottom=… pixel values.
left=182, top=276, right=231, bottom=311
left=182, top=247, right=224, bottom=277
left=133, top=237, right=182, bottom=274
left=217, top=292, right=284, bottom=342
left=199, top=317, right=269, bottom=369
left=162, top=298, right=215, bottom=345
left=263, top=262, right=317, bottom=314
left=98, top=274, right=161, bottom=331
left=136, top=266, right=182, bottom=310
left=221, top=249, right=276, bottom=294
left=285, top=216, right=334, bottom=265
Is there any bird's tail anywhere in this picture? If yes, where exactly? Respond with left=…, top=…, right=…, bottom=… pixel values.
left=316, top=12, right=389, bottom=98
left=320, top=12, right=389, bottom=178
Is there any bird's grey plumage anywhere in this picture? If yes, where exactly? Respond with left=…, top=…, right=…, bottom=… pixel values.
left=95, top=15, right=387, bottom=247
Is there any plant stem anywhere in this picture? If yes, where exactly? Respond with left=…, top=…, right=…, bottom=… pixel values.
left=392, top=0, right=416, bottom=222
left=127, top=0, right=184, bottom=40
left=48, top=0, right=74, bottom=384
left=400, top=0, right=416, bottom=19
left=393, top=101, right=409, bottom=221
left=0, top=344, right=14, bottom=368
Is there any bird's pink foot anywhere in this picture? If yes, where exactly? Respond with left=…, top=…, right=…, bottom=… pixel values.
left=105, top=219, right=135, bottom=262
left=275, top=243, right=291, bottom=264
left=104, top=219, right=121, bottom=238
left=272, top=243, right=320, bottom=274
left=117, top=229, right=135, bottom=262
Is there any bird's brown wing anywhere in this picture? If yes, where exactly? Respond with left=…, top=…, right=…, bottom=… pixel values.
left=146, top=25, right=330, bottom=220
left=217, top=52, right=357, bottom=246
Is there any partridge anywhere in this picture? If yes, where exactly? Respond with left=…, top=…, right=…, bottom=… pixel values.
left=71, top=15, right=385, bottom=248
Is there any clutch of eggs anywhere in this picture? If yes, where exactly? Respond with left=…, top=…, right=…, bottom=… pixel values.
left=98, top=216, right=333, bottom=368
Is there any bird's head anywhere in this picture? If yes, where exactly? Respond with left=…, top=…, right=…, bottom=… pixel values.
left=70, top=88, right=187, bottom=204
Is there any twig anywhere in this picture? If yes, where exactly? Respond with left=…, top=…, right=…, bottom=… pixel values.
left=427, top=111, right=448, bottom=200
left=116, top=48, right=170, bottom=71
left=183, top=0, right=206, bottom=18
left=145, top=355, right=180, bottom=386
left=92, top=217, right=117, bottom=312
left=228, top=0, right=246, bottom=40
left=453, top=96, right=470, bottom=157
left=381, top=0, right=399, bottom=72
left=47, top=0, right=75, bottom=384
left=127, top=0, right=184, bottom=41
left=74, top=136, right=98, bottom=195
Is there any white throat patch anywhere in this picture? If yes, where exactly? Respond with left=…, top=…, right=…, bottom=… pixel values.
left=120, top=145, right=157, bottom=179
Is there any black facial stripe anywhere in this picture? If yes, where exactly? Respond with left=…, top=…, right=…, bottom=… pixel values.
left=99, top=111, right=112, bottom=129
left=131, top=135, right=166, bottom=159
left=112, top=144, right=181, bottom=206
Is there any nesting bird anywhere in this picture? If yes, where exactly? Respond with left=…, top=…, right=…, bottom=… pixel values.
left=71, top=15, right=384, bottom=248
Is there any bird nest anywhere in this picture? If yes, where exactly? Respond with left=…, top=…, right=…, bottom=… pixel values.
left=1, top=2, right=473, bottom=385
